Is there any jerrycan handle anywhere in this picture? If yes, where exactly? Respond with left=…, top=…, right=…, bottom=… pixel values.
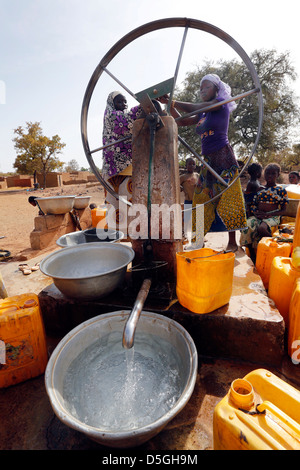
left=256, top=401, right=300, bottom=438
left=185, top=250, right=229, bottom=263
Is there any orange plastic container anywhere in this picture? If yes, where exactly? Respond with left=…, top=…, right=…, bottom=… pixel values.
left=176, top=248, right=235, bottom=314
left=256, top=237, right=292, bottom=290
left=91, top=205, right=107, bottom=229
left=268, top=257, right=300, bottom=325
left=213, top=369, right=300, bottom=450
left=0, top=294, right=48, bottom=388
left=288, top=278, right=300, bottom=363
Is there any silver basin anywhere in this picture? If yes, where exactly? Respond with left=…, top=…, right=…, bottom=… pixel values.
left=73, top=196, right=91, bottom=210
left=45, top=311, right=198, bottom=448
left=56, top=229, right=124, bottom=247
left=36, top=196, right=75, bottom=215
left=39, top=243, right=134, bottom=300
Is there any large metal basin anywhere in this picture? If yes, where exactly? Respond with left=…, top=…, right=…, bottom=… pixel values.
left=56, top=229, right=124, bottom=247
left=39, top=243, right=134, bottom=300
left=73, top=196, right=91, bottom=209
left=36, top=196, right=75, bottom=215
left=45, top=311, right=198, bottom=448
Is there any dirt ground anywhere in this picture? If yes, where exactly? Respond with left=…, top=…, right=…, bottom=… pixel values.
left=0, top=183, right=106, bottom=262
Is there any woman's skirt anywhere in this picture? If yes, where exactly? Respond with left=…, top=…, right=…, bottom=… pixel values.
left=192, top=144, right=247, bottom=240
left=240, top=215, right=281, bottom=249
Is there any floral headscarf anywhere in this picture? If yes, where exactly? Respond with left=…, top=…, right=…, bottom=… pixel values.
left=200, top=74, right=237, bottom=113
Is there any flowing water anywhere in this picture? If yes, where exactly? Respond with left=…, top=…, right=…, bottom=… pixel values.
left=63, top=331, right=184, bottom=431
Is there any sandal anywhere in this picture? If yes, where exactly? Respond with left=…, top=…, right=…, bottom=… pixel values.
left=19, top=264, right=32, bottom=275
left=31, top=262, right=40, bottom=271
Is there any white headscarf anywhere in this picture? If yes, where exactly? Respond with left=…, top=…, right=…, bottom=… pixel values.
left=200, top=74, right=237, bottom=113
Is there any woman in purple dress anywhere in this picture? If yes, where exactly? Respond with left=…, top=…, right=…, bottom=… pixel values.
left=160, top=74, right=247, bottom=251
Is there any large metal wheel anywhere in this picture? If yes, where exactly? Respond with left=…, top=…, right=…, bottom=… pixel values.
left=81, top=17, right=263, bottom=206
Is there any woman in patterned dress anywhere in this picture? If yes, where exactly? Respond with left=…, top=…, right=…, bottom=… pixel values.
left=240, top=163, right=288, bottom=262
left=102, top=91, right=141, bottom=234
left=160, top=74, right=247, bottom=251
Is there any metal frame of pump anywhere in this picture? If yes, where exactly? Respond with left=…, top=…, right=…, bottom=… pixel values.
left=81, top=17, right=263, bottom=210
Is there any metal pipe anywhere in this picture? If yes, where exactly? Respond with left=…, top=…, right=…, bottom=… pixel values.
left=122, top=278, right=152, bottom=349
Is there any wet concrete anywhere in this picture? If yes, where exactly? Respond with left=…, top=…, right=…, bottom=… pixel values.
left=0, top=233, right=299, bottom=451
left=1, top=348, right=299, bottom=451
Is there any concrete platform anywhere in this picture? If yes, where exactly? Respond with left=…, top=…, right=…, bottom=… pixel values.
left=38, top=235, right=285, bottom=366
left=0, top=232, right=295, bottom=452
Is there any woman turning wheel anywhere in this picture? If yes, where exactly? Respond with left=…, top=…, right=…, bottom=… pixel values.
left=160, top=74, right=247, bottom=251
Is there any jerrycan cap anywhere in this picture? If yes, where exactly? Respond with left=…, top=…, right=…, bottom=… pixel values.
left=230, top=378, right=254, bottom=410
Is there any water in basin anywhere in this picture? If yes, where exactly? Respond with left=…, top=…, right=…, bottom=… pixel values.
left=63, top=330, right=183, bottom=431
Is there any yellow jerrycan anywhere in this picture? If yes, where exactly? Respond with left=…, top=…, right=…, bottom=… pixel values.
left=256, top=237, right=292, bottom=290
left=213, top=368, right=300, bottom=450
left=176, top=248, right=235, bottom=314
left=268, top=255, right=300, bottom=325
left=0, top=293, right=48, bottom=388
left=288, top=278, right=300, bottom=363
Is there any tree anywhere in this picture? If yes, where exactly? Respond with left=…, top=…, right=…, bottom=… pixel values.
left=64, top=159, right=79, bottom=173
left=13, top=122, right=65, bottom=188
left=174, top=49, right=300, bottom=166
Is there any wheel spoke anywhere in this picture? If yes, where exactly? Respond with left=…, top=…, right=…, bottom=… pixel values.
left=178, top=136, right=229, bottom=187
left=102, top=66, right=137, bottom=100
left=90, top=136, right=131, bottom=155
left=167, top=25, right=189, bottom=114
left=175, top=88, right=260, bottom=121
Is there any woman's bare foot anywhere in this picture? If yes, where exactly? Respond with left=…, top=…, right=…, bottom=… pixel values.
left=225, top=243, right=238, bottom=252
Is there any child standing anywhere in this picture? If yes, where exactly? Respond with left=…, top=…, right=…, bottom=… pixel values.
left=244, top=162, right=265, bottom=217
left=240, top=163, right=288, bottom=263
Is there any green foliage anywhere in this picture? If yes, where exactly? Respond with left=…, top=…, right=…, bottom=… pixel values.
left=174, top=49, right=300, bottom=168
left=13, top=122, right=65, bottom=187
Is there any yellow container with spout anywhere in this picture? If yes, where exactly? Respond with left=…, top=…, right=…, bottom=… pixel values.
left=256, top=237, right=292, bottom=290
left=0, top=293, right=48, bottom=388
left=176, top=248, right=235, bottom=314
left=213, top=368, right=300, bottom=450
left=288, top=278, right=300, bottom=362
left=268, top=256, right=300, bottom=325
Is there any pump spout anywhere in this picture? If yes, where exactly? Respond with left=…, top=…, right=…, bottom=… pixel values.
left=122, top=278, right=152, bottom=349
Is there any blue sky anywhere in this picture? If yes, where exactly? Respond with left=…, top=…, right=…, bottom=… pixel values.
left=1, top=0, right=299, bottom=173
